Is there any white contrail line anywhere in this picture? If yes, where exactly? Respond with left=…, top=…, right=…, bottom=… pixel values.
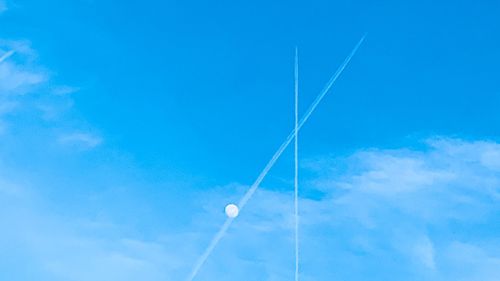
left=237, top=34, right=366, bottom=210
left=0, top=50, right=15, bottom=63
left=294, top=47, right=300, bottom=281
left=186, top=217, right=234, bottom=281
left=187, top=34, right=367, bottom=281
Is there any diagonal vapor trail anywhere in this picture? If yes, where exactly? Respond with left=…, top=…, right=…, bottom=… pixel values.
left=187, top=34, right=367, bottom=281
left=237, top=34, right=366, bottom=210
left=294, top=47, right=300, bottom=281
left=0, top=50, right=15, bottom=63
left=186, top=218, right=234, bottom=281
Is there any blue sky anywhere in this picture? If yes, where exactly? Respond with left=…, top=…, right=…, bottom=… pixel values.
left=1, top=0, right=500, bottom=280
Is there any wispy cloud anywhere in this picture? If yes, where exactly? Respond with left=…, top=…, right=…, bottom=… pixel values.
left=444, top=242, right=500, bottom=281
left=0, top=39, right=99, bottom=146
left=0, top=61, right=46, bottom=94
left=58, top=132, right=102, bottom=149
left=0, top=137, right=498, bottom=280
left=0, top=41, right=46, bottom=113
left=0, top=42, right=48, bottom=134
left=188, top=137, right=500, bottom=280
left=52, top=85, right=80, bottom=96
left=0, top=50, right=14, bottom=63
left=0, top=43, right=47, bottom=95
left=0, top=176, right=181, bottom=281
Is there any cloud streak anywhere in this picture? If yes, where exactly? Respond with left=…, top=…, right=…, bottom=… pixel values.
left=58, top=132, right=103, bottom=149
left=0, top=46, right=47, bottom=95
left=0, top=39, right=100, bottom=147
left=0, top=50, right=14, bottom=63
left=51, top=85, right=80, bottom=96
left=0, top=41, right=46, bottom=96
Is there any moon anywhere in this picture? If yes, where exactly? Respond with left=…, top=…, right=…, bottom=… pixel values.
left=225, top=204, right=239, bottom=218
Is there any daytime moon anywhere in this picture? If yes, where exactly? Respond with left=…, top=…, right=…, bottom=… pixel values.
left=225, top=204, right=239, bottom=218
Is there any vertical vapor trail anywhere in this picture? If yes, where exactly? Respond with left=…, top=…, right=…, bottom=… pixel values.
left=237, top=34, right=366, bottom=210
left=294, top=47, right=300, bottom=281
left=187, top=34, right=367, bottom=281
left=0, top=50, right=15, bottom=63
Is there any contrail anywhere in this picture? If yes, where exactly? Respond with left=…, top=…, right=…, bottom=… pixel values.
left=0, top=50, right=15, bottom=63
left=187, top=34, right=367, bottom=281
left=186, top=217, right=234, bottom=281
left=294, top=47, right=300, bottom=281
left=237, top=34, right=366, bottom=210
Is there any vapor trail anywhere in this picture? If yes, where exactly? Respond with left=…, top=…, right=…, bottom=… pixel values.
left=238, top=34, right=366, bottom=210
left=0, top=50, right=15, bottom=63
left=186, top=217, right=234, bottom=281
left=187, top=34, right=366, bottom=281
left=294, top=47, right=300, bottom=281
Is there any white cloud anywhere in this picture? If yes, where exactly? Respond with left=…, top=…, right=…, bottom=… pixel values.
left=0, top=42, right=47, bottom=95
left=317, top=139, right=500, bottom=223
left=429, top=138, right=500, bottom=172
left=58, top=132, right=102, bottom=149
left=0, top=50, right=14, bottom=63
left=0, top=61, right=47, bottom=94
left=0, top=138, right=498, bottom=280
left=52, top=85, right=80, bottom=96
left=0, top=185, right=180, bottom=281
left=190, top=137, right=500, bottom=280
left=37, top=101, right=74, bottom=120
left=443, top=242, right=500, bottom=281
left=411, top=235, right=436, bottom=269
left=0, top=39, right=97, bottom=146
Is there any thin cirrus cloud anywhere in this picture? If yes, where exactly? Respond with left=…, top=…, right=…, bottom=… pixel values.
left=0, top=39, right=76, bottom=97
left=0, top=48, right=47, bottom=95
left=183, top=137, right=500, bottom=280
left=52, top=85, right=80, bottom=96
left=58, top=132, right=103, bottom=148
left=0, top=39, right=100, bottom=148
left=0, top=137, right=498, bottom=280
left=0, top=50, right=15, bottom=63
left=0, top=42, right=47, bottom=133
left=0, top=176, right=178, bottom=281
left=0, top=62, right=46, bottom=94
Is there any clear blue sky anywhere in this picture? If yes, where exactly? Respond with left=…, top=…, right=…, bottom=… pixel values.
left=1, top=0, right=499, bottom=280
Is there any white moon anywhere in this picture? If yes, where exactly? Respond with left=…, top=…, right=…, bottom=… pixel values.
left=225, top=204, right=239, bottom=218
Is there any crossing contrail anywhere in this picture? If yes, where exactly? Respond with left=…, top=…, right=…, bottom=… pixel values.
left=294, top=47, right=300, bottom=281
left=0, top=50, right=15, bottom=63
left=237, top=34, right=366, bottom=210
left=187, top=34, right=367, bottom=281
